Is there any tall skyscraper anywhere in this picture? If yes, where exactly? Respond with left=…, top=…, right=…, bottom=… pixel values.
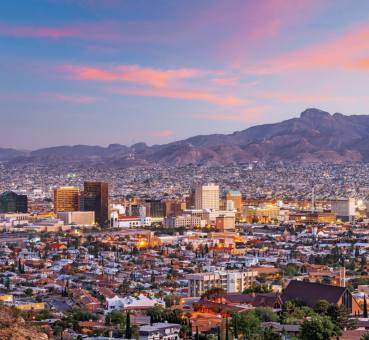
left=144, top=199, right=166, bottom=218
left=194, top=183, right=219, bottom=210
left=53, top=186, right=80, bottom=213
left=0, top=191, right=28, bottom=213
left=83, top=181, right=109, bottom=227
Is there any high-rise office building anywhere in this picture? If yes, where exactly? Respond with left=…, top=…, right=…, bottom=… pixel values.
left=53, top=186, right=80, bottom=213
left=194, top=183, right=219, bottom=210
left=83, top=181, right=109, bottom=227
left=225, top=190, right=242, bottom=211
left=0, top=191, right=28, bottom=213
left=144, top=199, right=166, bottom=218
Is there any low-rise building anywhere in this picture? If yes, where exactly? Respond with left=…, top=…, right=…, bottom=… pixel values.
left=187, top=270, right=258, bottom=297
left=139, top=322, right=180, bottom=340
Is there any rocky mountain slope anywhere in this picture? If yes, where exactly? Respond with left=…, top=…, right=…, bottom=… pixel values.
left=0, top=305, right=48, bottom=340
left=2, top=108, right=369, bottom=165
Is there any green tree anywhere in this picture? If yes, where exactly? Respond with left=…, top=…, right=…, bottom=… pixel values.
left=313, top=300, right=330, bottom=315
left=146, top=305, right=165, bottom=323
left=282, top=263, right=299, bottom=277
left=254, top=307, right=278, bottom=322
left=201, top=287, right=226, bottom=301
left=165, top=308, right=183, bottom=324
left=230, top=311, right=261, bottom=339
left=106, top=310, right=126, bottom=326
left=36, top=309, right=51, bottom=321
left=280, top=301, right=315, bottom=324
left=300, top=315, right=341, bottom=340
left=243, top=284, right=272, bottom=294
left=262, top=327, right=282, bottom=340
left=327, top=304, right=357, bottom=330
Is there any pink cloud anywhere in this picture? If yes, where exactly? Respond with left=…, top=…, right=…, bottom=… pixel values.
left=41, top=92, right=97, bottom=104
left=57, top=63, right=245, bottom=106
left=111, top=87, right=244, bottom=106
left=249, top=23, right=369, bottom=74
left=257, top=92, right=357, bottom=104
left=151, top=129, right=175, bottom=138
left=213, top=0, right=326, bottom=63
left=0, top=23, right=80, bottom=39
left=62, top=64, right=202, bottom=87
left=211, top=77, right=239, bottom=86
left=194, top=106, right=268, bottom=122
left=0, top=22, right=145, bottom=42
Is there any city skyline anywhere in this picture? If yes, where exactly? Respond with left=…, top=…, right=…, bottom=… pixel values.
left=2, top=0, right=369, bottom=148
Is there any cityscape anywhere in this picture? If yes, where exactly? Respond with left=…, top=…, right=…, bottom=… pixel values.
left=2, top=1, right=369, bottom=340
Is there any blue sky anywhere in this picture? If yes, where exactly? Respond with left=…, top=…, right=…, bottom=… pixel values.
left=1, top=0, right=369, bottom=149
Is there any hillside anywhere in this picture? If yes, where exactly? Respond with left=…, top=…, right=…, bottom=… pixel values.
left=2, top=108, right=369, bottom=165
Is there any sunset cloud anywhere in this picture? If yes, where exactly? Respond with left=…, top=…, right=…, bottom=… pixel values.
left=248, top=23, right=369, bottom=74
left=194, top=106, right=269, bottom=122
left=151, top=129, right=175, bottom=138
left=257, top=92, right=357, bottom=105
left=62, top=64, right=202, bottom=87
left=40, top=92, right=97, bottom=104
left=111, top=87, right=244, bottom=106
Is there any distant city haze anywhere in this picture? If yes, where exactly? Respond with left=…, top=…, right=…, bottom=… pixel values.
left=2, top=1, right=369, bottom=148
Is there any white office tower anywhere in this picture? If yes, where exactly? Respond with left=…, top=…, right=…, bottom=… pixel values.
left=194, top=183, right=220, bottom=210
left=331, top=198, right=356, bottom=222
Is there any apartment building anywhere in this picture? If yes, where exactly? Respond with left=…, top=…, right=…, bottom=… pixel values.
left=187, top=270, right=258, bottom=297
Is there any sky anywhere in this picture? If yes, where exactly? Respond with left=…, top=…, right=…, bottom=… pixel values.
left=2, top=0, right=369, bottom=149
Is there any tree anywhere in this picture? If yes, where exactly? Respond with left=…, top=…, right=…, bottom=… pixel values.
left=355, top=247, right=360, bottom=257
left=362, top=256, right=368, bottom=270
left=147, top=305, right=165, bottom=323
left=300, top=315, right=341, bottom=340
left=165, top=309, right=183, bottom=324
left=327, top=304, right=357, bottom=330
left=230, top=311, right=261, bottom=339
left=105, top=310, right=126, bottom=326
left=243, top=284, right=272, bottom=294
left=201, top=287, right=226, bottom=301
left=262, top=327, right=282, bottom=340
left=125, top=311, right=132, bottom=339
left=280, top=301, right=315, bottom=324
left=361, top=333, right=369, bottom=340
left=254, top=307, right=278, bottom=322
left=313, top=300, right=330, bottom=315
left=364, top=296, right=368, bottom=318
left=24, top=288, right=33, bottom=297
left=164, top=294, right=176, bottom=308
left=118, top=279, right=130, bottom=294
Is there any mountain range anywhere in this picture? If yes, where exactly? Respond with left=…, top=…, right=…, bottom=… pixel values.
left=2, top=108, right=369, bottom=166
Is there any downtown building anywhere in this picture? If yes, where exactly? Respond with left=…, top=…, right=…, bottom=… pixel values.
left=194, top=183, right=220, bottom=210
left=83, top=181, right=109, bottom=227
left=0, top=191, right=28, bottom=213
left=53, top=186, right=80, bottom=213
